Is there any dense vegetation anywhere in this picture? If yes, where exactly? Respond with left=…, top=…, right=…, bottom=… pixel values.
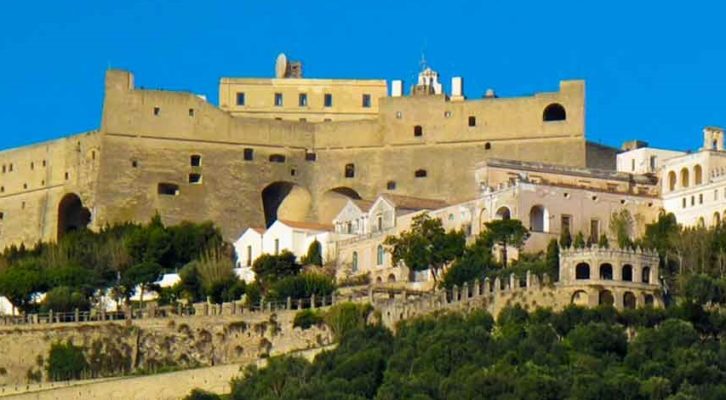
left=221, top=292, right=726, bottom=400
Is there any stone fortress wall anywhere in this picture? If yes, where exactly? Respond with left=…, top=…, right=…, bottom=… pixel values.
left=0, top=62, right=594, bottom=248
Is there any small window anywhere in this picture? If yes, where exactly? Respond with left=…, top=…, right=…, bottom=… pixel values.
left=274, top=239, right=280, bottom=255
left=299, top=118, right=307, bottom=122
left=305, top=152, right=317, bottom=162
left=387, top=181, right=396, bottom=190
left=699, top=193, right=703, bottom=204
left=30, top=162, right=34, bottom=170
left=395, top=111, right=402, bottom=119
left=352, top=251, right=358, bottom=272
left=543, top=103, right=566, bottom=121
left=243, top=148, right=254, bottom=161
left=290, top=168, right=296, bottom=176
left=236, top=92, right=246, bottom=106
left=23, top=183, right=27, bottom=190
left=0, top=212, right=4, bottom=220
left=415, top=169, right=427, bottom=178
left=682, top=198, right=686, bottom=208
left=324, top=93, right=333, bottom=107
left=414, top=125, right=423, bottom=137
left=158, top=183, right=180, bottom=196
left=1, top=186, right=4, bottom=193
left=345, top=163, right=355, bottom=178
left=269, top=154, right=286, bottom=163
left=64, top=172, right=69, bottom=180
left=323, top=118, right=332, bottom=122
left=1, top=165, right=5, bottom=173
left=188, top=108, right=194, bottom=117
left=274, top=93, right=283, bottom=107
left=21, top=202, right=25, bottom=210
left=188, top=173, right=202, bottom=184
left=131, top=160, right=138, bottom=168
left=42, top=160, right=46, bottom=167
left=444, top=111, right=452, bottom=118
left=484, top=142, right=491, bottom=150
left=299, top=93, right=308, bottom=107
left=9, top=164, right=12, bottom=172
left=362, top=94, right=371, bottom=108
left=190, top=155, right=202, bottom=167
left=468, top=116, right=476, bottom=127
left=153, top=107, right=160, bottom=116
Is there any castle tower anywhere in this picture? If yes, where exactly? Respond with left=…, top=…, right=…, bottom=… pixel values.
left=703, top=126, right=724, bottom=151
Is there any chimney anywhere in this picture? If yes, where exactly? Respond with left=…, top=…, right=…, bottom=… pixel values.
left=391, top=80, right=403, bottom=97
left=451, top=77, right=464, bottom=101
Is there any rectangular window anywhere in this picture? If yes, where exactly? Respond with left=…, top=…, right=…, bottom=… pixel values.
left=243, top=148, right=254, bottom=161
left=158, top=183, right=180, bottom=196
left=682, top=198, right=686, bottom=208
left=299, top=93, right=308, bottom=107
left=650, top=155, right=657, bottom=171
left=274, top=239, right=280, bottom=255
left=561, top=215, right=572, bottom=234
left=362, top=94, right=371, bottom=108
left=274, top=93, right=283, bottom=107
left=324, top=93, right=333, bottom=107
left=236, top=92, right=246, bottom=106
left=190, top=155, right=202, bottom=167
left=699, top=193, right=703, bottom=204
left=246, top=245, right=252, bottom=266
left=590, top=219, right=600, bottom=243
left=468, top=116, right=476, bottom=127
left=631, top=159, right=635, bottom=171
left=305, top=152, right=317, bottom=161
left=188, top=173, right=202, bottom=184
left=153, top=107, right=160, bottom=116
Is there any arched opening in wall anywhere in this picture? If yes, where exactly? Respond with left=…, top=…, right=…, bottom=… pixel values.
left=623, top=292, right=637, bottom=309
left=598, top=290, right=614, bottom=306
left=542, top=103, right=566, bottom=121
left=668, top=171, right=676, bottom=191
left=376, top=276, right=382, bottom=284
left=642, top=266, right=651, bottom=283
left=495, top=206, right=511, bottom=220
left=622, top=264, right=633, bottom=281
left=697, top=217, right=705, bottom=227
left=57, top=193, right=91, bottom=241
left=694, top=164, right=703, bottom=185
left=599, top=263, right=613, bottom=280
left=571, top=290, right=588, bottom=306
left=680, top=168, right=689, bottom=188
left=319, top=187, right=362, bottom=223
left=529, top=205, right=549, bottom=232
left=387, top=273, right=396, bottom=282
left=478, top=208, right=487, bottom=232
left=644, top=294, right=654, bottom=306
left=714, top=212, right=721, bottom=227
left=261, top=181, right=312, bottom=227
left=575, top=263, right=590, bottom=279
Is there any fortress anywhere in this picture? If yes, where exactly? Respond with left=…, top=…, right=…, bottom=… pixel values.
left=0, top=54, right=616, bottom=249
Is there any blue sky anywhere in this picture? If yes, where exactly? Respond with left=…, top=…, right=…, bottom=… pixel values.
left=0, top=1, right=724, bottom=151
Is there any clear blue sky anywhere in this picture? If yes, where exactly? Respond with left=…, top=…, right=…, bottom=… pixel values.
left=1, top=1, right=724, bottom=152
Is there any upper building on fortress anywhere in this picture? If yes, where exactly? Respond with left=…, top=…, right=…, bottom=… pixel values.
left=0, top=54, right=609, bottom=250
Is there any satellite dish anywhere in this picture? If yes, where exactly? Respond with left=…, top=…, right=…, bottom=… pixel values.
left=275, top=53, right=288, bottom=78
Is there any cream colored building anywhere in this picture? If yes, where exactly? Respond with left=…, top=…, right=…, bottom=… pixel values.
left=656, top=127, right=726, bottom=227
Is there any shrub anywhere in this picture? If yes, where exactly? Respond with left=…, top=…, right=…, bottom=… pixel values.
left=324, top=302, right=373, bottom=339
left=183, top=389, right=222, bottom=400
left=41, top=286, right=90, bottom=313
left=269, top=272, right=335, bottom=302
left=293, top=309, right=324, bottom=330
left=46, top=341, right=89, bottom=381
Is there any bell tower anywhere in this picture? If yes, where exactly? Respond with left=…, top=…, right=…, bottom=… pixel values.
left=703, top=126, right=724, bottom=151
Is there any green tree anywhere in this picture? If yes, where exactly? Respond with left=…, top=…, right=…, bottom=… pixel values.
left=483, top=219, right=529, bottom=268
left=183, top=389, right=221, bottom=400
left=573, top=232, right=586, bottom=249
left=384, top=213, right=465, bottom=287
left=252, top=251, right=301, bottom=290
left=545, top=239, right=560, bottom=278
left=610, top=209, right=635, bottom=249
left=46, top=341, right=89, bottom=381
left=442, top=234, right=494, bottom=289
left=120, top=261, right=162, bottom=304
left=300, top=240, right=323, bottom=266
left=598, top=234, right=610, bottom=249
left=0, top=259, right=47, bottom=313
left=41, top=286, right=90, bottom=312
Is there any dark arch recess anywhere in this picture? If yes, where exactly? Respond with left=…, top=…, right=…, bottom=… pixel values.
left=57, top=193, right=91, bottom=240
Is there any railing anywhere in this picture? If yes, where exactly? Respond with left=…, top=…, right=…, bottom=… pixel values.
left=0, top=292, right=376, bottom=327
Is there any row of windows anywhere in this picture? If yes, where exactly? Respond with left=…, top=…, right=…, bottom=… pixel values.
left=396, top=103, right=566, bottom=124
left=236, top=92, right=372, bottom=108
left=343, top=163, right=427, bottom=179
left=575, top=263, right=652, bottom=284
left=153, top=107, right=196, bottom=117
left=350, top=245, right=386, bottom=272
left=1, top=159, right=49, bottom=174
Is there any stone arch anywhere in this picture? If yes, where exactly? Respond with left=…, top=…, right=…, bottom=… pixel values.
left=714, top=212, right=721, bottom=227
left=261, top=181, right=312, bottom=227
left=694, top=164, right=703, bottom=185
left=495, top=206, right=511, bottom=220
left=622, top=264, right=633, bottom=281
left=529, top=205, right=549, bottom=232
left=571, top=290, right=589, bottom=306
left=644, top=294, right=654, bottom=306
left=697, top=217, right=705, bottom=228
left=57, top=193, right=91, bottom=240
left=319, top=187, right=362, bottom=223
left=668, top=171, right=676, bottom=191
left=680, top=167, right=689, bottom=188
left=575, top=262, right=590, bottom=280
left=642, top=266, right=651, bottom=284
left=543, top=103, right=566, bottom=121
left=387, top=273, right=396, bottom=282
left=599, top=263, right=613, bottom=280
left=623, top=292, right=637, bottom=309
left=376, top=276, right=382, bottom=284
left=478, top=208, right=487, bottom=232
left=598, top=290, right=614, bottom=306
